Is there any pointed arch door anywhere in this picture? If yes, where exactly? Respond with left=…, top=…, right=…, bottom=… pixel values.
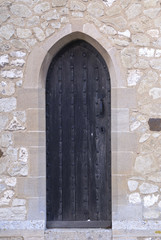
left=46, top=40, right=111, bottom=228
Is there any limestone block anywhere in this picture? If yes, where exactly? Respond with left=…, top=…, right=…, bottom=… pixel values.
left=7, top=117, right=25, bottom=131
left=155, top=49, right=161, bottom=57
left=112, top=132, right=137, bottom=151
left=10, top=4, right=32, bottom=18
left=10, top=51, right=26, bottom=58
left=16, top=177, right=45, bottom=197
left=0, top=206, right=26, bottom=220
left=112, top=88, right=137, bottom=108
left=17, top=28, right=32, bottom=39
left=41, top=21, right=49, bottom=29
left=154, top=16, right=161, bottom=28
left=112, top=152, right=135, bottom=175
left=17, top=89, right=45, bottom=110
left=118, top=30, right=131, bottom=38
left=130, top=121, right=141, bottom=131
left=120, top=0, right=131, bottom=8
left=143, top=208, right=160, bottom=219
left=7, top=161, right=28, bottom=176
left=150, top=58, right=161, bottom=70
left=33, top=27, right=45, bottom=41
left=5, top=177, right=17, bottom=187
left=27, top=197, right=45, bottom=220
left=121, top=48, right=136, bottom=68
left=27, top=16, right=40, bottom=27
left=0, top=43, right=10, bottom=52
left=111, top=108, right=129, bottom=132
left=42, top=10, right=59, bottom=20
left=103, top=0, right=116, bottom=7
left=0, top=24, right=14, bottom=40
left=1, top=69, right=23, bottom=78
left=61, top=16, right=69, bottom=23
left=135, top=155, right=157, bottom=174
left=100, top=25, right=116, bottom=35
left=144, top=8, right=161, bottom=18
left=26, top=38, right=37, bottom=47
left=0, top=132, right=13, bottom=147
left=127, top=70, right=143, bottom=86
left=0, top=7, right=10, bottom=24
left=14, top=132, right=45, bottom=147
left=70, top=1, right=86, bottom=11
left=129, top=21, right=144, bottom=33
left=29, top=147, right=45, bottom=176
left=10, top=59, right=25, bottom=67
left=149, top=88, right=161, bottom=99
left=139, top=183, right=158, bottom=194
left=34, top=3, right=50, bottom=14
left=139, top=133, right=151, bottom=143
left=129, top=193, right=141, bottom=204
left=148, top=172, right=161, bottom=182
left=0, top=81, right=15, bottom=96
left=100, top=16, right=127, bottom=30
left=16, top=80, right=23, bottom=87
left=0, top=97, right=16, bottom=112
left=59, top=7, right=69, bottom=15
left=0, top=113, right=8, bottom=130
left=132, top=34, right=150, bottom=46
left=0, top=190, right=14, bottom=206
left=147, top=29, right=159, bottom=38
left=113, top=39, right=129, bottom=47
left=72, top=12, right=84, bottom=17
left=126, top=4, right=142, bottom=20
left=87, top=2, right=104, bottom=17
left=27, top=109, right=45, bottom=131
left=144, top=194, right=159, bottom=207
left=134, top=59, right=149, bottom=69
left=11, top=39, right=28, bottom=50
left=106, top=5, right=121, bottom=16
left=14, top=111, right=26, bottom=123
left=139, top=48, right=154, bottom=57
left=52, top=0, right=67, bottom=7
left=144, top=0, right=158, bottom=8
left=16, top=147, right=25, bottom=160
left=0, top=183, right=6, bottom=193
left=0, top=156, right=9, bottom=174
left=128, top=180, right=139, bottom=192
left=9, top=17, right=25, bottom=27
left=0, top=55, right=9, bottom=67
left=12, top=198, right=26, bottom=206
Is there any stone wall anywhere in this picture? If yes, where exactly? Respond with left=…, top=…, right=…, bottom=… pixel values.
left=0, top=0, right=161, bottom=239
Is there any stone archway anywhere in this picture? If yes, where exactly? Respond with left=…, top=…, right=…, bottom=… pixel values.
left=23, top=22, right=135, bottom=238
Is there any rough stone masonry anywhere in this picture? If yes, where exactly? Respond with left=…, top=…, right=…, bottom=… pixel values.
left=1, top=0, right=161, bottom=239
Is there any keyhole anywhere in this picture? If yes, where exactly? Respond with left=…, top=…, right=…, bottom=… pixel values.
left=100, top=126, right=105, bottom=133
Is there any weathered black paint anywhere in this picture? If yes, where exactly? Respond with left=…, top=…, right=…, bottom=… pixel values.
left=148, top=118, right=161, bottom=131
left=46, top=40, right=111, bottom=228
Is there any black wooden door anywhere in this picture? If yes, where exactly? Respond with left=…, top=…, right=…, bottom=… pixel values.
left=46, top=40, right=111, bottom=228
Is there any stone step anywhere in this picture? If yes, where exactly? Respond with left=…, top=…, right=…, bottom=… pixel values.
left=45, top=229, right=112, bottom=240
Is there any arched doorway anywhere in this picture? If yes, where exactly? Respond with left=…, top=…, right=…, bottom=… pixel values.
left=46, top=40, right=111, bottom=228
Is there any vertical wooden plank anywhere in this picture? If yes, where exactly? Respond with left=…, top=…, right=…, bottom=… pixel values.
left=46, top=58, right=62, bottom=221
left=74, top=45, right=88, bottom=220
left=87, top=52, right=98, bottom=221
left=61, top=49, right=74, bottom=221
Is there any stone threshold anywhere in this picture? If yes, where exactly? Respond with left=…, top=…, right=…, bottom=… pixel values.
left=45, top=228, right=112, bottom=240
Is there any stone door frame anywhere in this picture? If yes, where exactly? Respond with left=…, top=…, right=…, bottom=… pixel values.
left=22, top=21, right=136, bottom=231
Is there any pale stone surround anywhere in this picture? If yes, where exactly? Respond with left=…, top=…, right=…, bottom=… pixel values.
left=0, top=0, right=161, bottom=239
